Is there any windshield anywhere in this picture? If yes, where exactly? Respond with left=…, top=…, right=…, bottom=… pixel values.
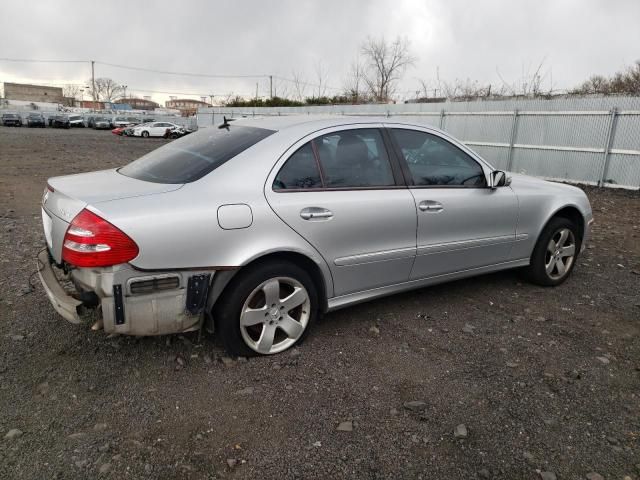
left=69, top=116, right=82, bottom=121
left=3, top=114, right=18, bottom=118
left=119, top=125, right=275, bottom=184
left=28, top=113, right=42, bottom=118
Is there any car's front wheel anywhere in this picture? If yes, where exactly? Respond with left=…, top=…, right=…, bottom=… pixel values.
left=214, top=261, right=318, bottom=356
left=525, top=217, right=580, bottom=286
left=141, top=131, right=150, bottom=138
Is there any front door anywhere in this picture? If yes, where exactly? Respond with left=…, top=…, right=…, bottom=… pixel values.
left=386, top=126, right=518, bottom=280
left=266, top=126, right=417, bottom=297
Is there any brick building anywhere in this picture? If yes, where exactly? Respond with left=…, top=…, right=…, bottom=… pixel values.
left=165, top=98, right=211, bottom=116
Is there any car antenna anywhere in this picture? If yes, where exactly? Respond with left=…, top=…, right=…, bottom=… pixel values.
left=218, top=115, right=234, bottom=130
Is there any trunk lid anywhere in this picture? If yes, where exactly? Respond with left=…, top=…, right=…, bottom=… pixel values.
left=42, top=169, right=182, bottom=262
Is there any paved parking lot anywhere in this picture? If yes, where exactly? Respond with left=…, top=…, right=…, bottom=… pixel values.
left=0, top=127, right=639, bottom=479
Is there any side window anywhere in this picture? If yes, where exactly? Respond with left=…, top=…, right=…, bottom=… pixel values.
left=315, top=129, right=394, bottom=188
left=273, top=142, right=322, bottom=190
left=391, top=129, right=486, bottom=187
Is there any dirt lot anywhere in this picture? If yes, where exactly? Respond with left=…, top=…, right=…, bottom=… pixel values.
left=0, top=126, right=639, bottom=480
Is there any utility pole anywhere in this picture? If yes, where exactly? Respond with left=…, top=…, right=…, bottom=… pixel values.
left=255, top=82, right=258, bottom=102
left=269, top=75, right=273, bottom=99
left=91, top=60, right=96, bottom=101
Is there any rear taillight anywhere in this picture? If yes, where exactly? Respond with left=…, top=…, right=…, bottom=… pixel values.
left=62, top=209, right=139, bottom=268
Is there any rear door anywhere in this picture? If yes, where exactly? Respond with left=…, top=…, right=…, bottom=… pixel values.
left=265, top=125, right=417, bottom=297
left=386, top=125, right=518, bottom=279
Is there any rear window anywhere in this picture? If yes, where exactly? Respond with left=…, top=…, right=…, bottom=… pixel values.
left=119, top=125, right=275, bottom=184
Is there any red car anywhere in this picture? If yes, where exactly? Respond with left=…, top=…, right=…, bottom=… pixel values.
left=111, top=127, right=127, bottom=136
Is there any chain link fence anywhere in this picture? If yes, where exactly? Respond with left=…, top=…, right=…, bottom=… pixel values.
left=197, top=96, right=640, bottom=189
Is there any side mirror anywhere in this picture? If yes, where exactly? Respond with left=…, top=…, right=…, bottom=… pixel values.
left=490, top=170, right=510, bottom=189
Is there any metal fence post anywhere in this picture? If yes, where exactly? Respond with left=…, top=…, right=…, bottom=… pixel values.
left=506, top=109, right=520, bottom=171
left=598, top=108, right=618, bottom=187
left=439, top=109, right=445, bottom=130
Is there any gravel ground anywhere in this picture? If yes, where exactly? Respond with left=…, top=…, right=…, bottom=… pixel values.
left=0, top=126, right=639, bottom=480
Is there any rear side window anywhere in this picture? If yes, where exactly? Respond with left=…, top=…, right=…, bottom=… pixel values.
left=390, top=129, right=486, bottom=187
left=119, top=126, right=275, bottom=184
left=273, top=143, right=322, bottom=189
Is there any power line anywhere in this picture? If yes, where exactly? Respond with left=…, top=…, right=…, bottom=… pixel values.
left=0, top=57, right=88, bottom=64
left=95, top=61, right=269, bottom=80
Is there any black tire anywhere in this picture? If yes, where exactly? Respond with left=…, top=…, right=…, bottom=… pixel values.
left=141, top=131, right=150, bottom=138
left=523, top=217, right=581, bottom=286
left=213, top=261, right=319, bottom=357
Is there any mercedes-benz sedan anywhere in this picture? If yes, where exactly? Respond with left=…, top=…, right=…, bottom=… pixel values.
left=39, top=116, right=593, bottom=356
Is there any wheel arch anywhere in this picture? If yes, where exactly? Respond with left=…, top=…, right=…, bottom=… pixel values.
left=544, top=205, right=585, bottom=244
left=205, top=250, right=330, bottom=332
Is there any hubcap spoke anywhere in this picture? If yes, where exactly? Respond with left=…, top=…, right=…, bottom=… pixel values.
left=561, top=244, right=575, bottom=257
left=262, top=279, right=281, bottom=307
left=555, top=258, right=566, bottom=276
left=558, top=229, right=569, bottom=247
left=547, top=239, right=557, bottom=254
left=546, top=260, right=555, bottom=275
left=281, top=287, right=307, bottom=312
left=257, top=324, right=277, bottom=353
left=240, top=307, right=267, bottom=327
left=279, top=315, right=305, bottom=339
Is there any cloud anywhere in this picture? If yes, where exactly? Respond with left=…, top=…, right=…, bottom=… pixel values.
left=1, top=0, right=638, bottom=103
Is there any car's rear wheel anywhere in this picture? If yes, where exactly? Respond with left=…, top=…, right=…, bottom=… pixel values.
left=141, top=131, right=150, bottom=138
left=214, top=261, right=318, bottom=356
left=524, top=217, right=580, bottom=286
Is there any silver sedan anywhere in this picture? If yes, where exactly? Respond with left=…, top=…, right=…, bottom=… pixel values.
left=39, top=116, right=593, bottom=356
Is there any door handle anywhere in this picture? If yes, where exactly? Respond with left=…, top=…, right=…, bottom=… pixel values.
left=418, top=200, right=443, bottom=212
left=300, top=207, right=333, bottom=220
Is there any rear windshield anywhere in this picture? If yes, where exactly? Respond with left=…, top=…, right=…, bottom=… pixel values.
left=118, top=125, right=275, bottom=184
left=3, top=114, right=18, bottom=118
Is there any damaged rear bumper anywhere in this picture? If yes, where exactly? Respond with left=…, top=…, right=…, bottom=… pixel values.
left=37, top=250, right=216, bottom=335
left=37, top=250, right=83, bottom=324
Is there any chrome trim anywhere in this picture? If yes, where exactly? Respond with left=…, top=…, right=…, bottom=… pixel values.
left=416, top=236, right=514, bottom=256
left=334, top=246, right=416, bottom=267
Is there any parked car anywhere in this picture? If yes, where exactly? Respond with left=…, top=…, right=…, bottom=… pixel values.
left=2, top=113, right=23, bottom=127
left=126, top=117, right=143, bottom=126
left=164, top=125, right=194, bottom=139
left=92, top=117, right=112, bottom=130
left=68, top=115, right=85, bottom=128
left=112, top=116, right=133, bottom=128
left=26, top=112, right=46, bottom=128
left=130, top=121, right=181, bottom=137
left=38, top=117, right=593, bottom=356
left=111, top=126, right=127, bottom=136
left=48, top=115, right=70, bottom=129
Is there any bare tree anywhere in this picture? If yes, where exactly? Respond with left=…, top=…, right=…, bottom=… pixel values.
left=342, top=58, right=367, bottom=103
left=86, top=78, right=124, bottom=102
left=314, top=61, right=329, bottom=98
left=361, top=36, right=416, bottom=102
left=62, top=84, right=82, bottom=100
left=496, top=59, right=550, bottom=97
left=291, top=70, right=307, bottom=102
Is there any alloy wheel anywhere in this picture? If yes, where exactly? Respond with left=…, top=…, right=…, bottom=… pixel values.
left=544, top=227, right=576, bottom=280
left=239, top=276, right=311, bottom=354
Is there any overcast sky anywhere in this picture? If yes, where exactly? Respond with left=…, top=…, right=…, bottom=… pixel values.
left=1, top=0, right=639, bottom=104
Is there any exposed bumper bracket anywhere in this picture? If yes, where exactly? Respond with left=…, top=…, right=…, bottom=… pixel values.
left=37, top=250, right=82, bottom=324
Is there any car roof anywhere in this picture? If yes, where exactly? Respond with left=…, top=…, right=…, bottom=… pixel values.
left=227, top=114, right=444, bottom=136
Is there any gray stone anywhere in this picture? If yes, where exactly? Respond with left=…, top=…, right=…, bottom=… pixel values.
left=540, top=472, right=556, bottom=480
left=10, top=334, right=24, bottom=341
left=389, top=408, right=399, bottom=416
left=226, top=458, right=238, bottom=468
left=75, top=460, right=88, bottom=468
left=606, top=436, right=619, bottom=445
left=369, top=325, right=380, bottom=336
left=506, top=362, right=519, bottom=368
left=93, top=423, right=108, bottom=432
left=220, top=356, right=234, bottom=367
left=454, top=424, right=468, bottom=439
left=290, top=349, right=301, bottom=358
left=596, top=356, right=610, bottom=365
left=462, top=323, right=476, bottom=334
left=403, top=401, right=427, bottom=412
left=478, top=468, right=490, bottom=479
left=523, top=451, right=536, bottom=465
left=586, top=473, right=604, bottom=480
left=68, top=432, right=87, bottom=440
left=98, top=463, right=112, bottom=475
left=4, top=428, right=23, bottom=440
left=337, top=421, right=353, bottom=432
left=235, top=387, right=254, bottom=395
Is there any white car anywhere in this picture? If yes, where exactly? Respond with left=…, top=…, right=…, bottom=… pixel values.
left=131, top=122, right=181, bottom=138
